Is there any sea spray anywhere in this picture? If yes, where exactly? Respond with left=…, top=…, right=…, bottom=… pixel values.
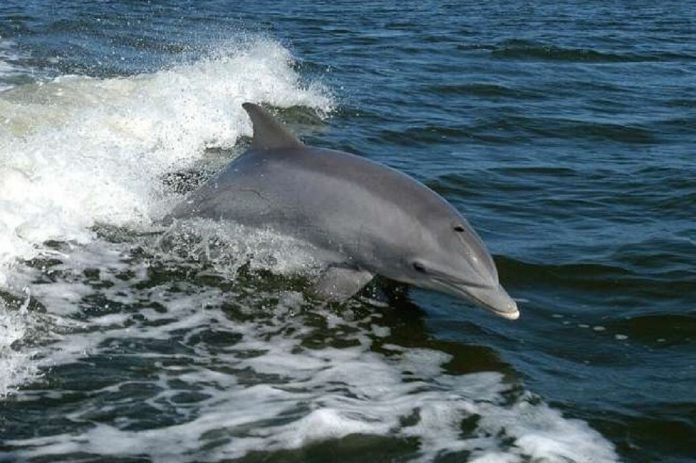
left=0, top=38, right=333, bottom=287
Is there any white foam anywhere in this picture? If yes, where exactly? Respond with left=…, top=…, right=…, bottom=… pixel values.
left=2, top=238, right=618, bottom=462
left=0, top=37, right=333, bottom=287
left=0, top=293, right=40, bottom=397
left=157, top=219, right=328, bottom=279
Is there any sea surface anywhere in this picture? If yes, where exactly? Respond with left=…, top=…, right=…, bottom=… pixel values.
left=0, top=1, right=694, bottom=462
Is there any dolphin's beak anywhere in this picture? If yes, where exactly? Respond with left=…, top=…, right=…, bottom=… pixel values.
left=465, top=284, right=520, bottom=320
left=438, top=279, right=520, bottom=320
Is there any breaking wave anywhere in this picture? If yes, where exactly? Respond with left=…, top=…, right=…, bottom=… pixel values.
left=0, top=37, right=332, bottom=396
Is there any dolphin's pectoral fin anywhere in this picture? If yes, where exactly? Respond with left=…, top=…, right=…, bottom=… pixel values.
left=311, top=266, right=374, bottom=302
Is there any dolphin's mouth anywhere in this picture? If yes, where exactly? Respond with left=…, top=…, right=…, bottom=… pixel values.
left=488, top=305, right=520, bottom=320
left=462, top=290, right=520, bottom=320
left=436, top=279, right=520, bottom=320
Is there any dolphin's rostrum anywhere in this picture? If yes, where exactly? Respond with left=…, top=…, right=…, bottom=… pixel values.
left=172, top=103, right=520, bottom=320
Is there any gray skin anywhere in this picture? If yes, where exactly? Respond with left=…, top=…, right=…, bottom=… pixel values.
left=172, top=103, right=519, bottom=320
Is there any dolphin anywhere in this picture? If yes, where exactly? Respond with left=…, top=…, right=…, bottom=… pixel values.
left=171, top=103, right=519, bottom=320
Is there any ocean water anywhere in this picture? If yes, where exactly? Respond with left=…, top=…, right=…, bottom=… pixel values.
left=0, top=1, right=694, bottom=462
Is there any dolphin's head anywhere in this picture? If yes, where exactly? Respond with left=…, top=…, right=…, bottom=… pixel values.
left=396, top=207, right=520, bottom=320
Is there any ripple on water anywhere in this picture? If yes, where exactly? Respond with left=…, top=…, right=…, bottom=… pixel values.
left=490, top=39, right=696, bottom=62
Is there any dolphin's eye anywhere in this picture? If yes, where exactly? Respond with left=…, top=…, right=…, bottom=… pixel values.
left=453, top=225, right=465, bottom=232
left=412, top=262, right=427, bottom=273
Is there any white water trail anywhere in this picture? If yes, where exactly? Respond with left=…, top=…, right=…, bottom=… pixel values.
left=2, top=239, right=618, bottom=462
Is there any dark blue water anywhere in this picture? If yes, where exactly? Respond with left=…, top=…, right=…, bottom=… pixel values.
left=0, top=1, right=694, bottom=462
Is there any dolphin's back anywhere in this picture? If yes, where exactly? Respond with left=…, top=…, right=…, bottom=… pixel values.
left=174, top=102, right=453, bottom=229
left=172, top=145, right=456, bottom=268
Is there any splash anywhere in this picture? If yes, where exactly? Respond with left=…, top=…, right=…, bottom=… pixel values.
left=0, top=37, right=333, bottom=287
left=0, top=36, right=332, bottom=398
left=0, top=289, right=39, bottom=397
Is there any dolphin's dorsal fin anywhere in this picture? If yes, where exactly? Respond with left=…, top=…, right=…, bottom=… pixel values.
left=242, top=102, right=303, bottom=150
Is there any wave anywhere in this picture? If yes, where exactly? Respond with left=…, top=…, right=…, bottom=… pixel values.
left=0, top=37, right=333, bottom=288
left=490, top=39, right=695, bottom=62
left=0, top=37, right=332, bottom=398
left=482, top=115, right=656, bottom=144
left=425, top=82, right=542, bottom=99
left=373, top=115, right=657, bottom=147
left=498, top=255, right=695, bottom=287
